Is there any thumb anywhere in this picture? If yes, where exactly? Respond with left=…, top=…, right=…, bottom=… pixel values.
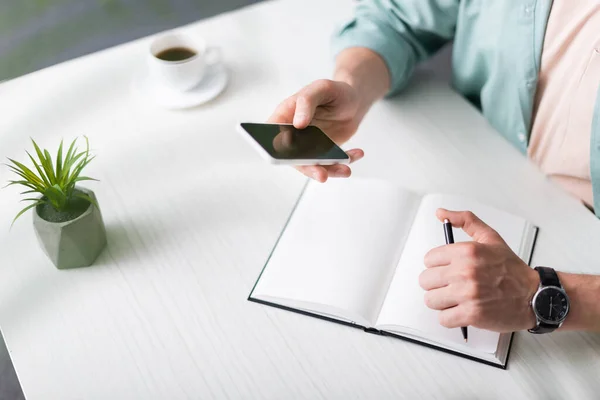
left=436, top=208, right=504, bottom=244
left=293, top=80, right=335, bottom=128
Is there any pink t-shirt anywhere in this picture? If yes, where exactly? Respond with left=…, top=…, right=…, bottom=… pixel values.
left=529, top=0, right=600, bottom=208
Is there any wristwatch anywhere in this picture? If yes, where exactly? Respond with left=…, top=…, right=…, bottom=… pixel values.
left=528, top=267, right=570, bottom=334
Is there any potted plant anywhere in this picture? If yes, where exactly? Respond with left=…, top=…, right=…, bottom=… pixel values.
left=5, top=137, right=107, bottom=269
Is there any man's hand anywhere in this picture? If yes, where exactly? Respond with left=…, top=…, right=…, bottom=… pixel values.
left=268, top=79, right=364, bottom=182
left=419, top=209, right=540, bottom=333
left=268, top=47, right=390, bottom=182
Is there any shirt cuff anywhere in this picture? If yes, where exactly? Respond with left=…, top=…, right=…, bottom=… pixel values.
left=331, top=19, right=417, bottom=97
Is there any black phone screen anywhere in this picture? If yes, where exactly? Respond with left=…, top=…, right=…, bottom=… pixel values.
left=241, top=123, right=348, bottom=160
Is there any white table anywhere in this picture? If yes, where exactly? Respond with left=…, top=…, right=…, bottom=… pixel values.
left=1, top=0, right=600, bottom=398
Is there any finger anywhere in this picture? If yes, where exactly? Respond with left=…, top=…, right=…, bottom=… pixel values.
left=298, top=164, right=350, bottom=180
left=345, top=148, right=364, bottom=163
left=318, top=148, right=364, bottom=178
left=438, top=305, right=470, bottom=329
left=296, top=165, right=328, bottom=182
left=419, top=266, right=450, bottom=290
left=424, top=285, right=459, bottom=310
left=268, top=97, right=297, bottom=123
left=435, top=209, right=503, bottom=244
left=293, top=80, right=336, bottom=128
left=323, top=164, right=351, bottom=178
left=424, top=243, right=466, bottom=268
left=293, top=148, right=363, bottom=182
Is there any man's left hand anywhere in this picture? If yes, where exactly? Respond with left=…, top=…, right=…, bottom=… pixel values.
left=419, top=209, right=540, bottom=333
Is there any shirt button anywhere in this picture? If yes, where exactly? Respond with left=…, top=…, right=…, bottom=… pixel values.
left=518, top=132, right=527, bottom=143
left=526, top=81, right=534, bottom=89
left=524, top=5, right=533, bottom=14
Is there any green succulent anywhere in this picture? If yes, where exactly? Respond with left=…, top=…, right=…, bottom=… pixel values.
left=5, top=137, right=98, bottom=225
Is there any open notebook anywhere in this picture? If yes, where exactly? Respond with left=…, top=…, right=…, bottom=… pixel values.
left=249, top=178, right=538, bottom=368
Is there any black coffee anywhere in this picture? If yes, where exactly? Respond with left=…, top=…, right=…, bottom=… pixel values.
left=156, top=47, right=197, bottom=62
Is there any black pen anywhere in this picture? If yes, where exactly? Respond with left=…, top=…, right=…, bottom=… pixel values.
left=443, top=218, right=468, bottom=343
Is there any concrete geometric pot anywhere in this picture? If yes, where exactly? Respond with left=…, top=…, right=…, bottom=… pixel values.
left=32, top=187, right=107, bottom=269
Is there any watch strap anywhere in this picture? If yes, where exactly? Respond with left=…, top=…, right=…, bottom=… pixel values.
left=528, top=321, right=558, bottom=334
left=534, top=266, right=561, bottom=288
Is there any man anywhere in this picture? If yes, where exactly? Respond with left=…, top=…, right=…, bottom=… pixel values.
left=268, top=1, right=600, bottom=333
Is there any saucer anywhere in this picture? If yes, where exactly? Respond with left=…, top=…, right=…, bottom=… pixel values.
left=132, top=64, right=229, bottom=110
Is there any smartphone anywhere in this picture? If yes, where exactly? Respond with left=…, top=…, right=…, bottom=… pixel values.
left=237, top=122, right=350, bottom=165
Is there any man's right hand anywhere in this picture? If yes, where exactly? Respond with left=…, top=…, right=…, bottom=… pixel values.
left=267, top=79, right=365, bottom=182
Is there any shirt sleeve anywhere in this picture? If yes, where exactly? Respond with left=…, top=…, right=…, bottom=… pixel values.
left=331, top=0, right=459, bottom=96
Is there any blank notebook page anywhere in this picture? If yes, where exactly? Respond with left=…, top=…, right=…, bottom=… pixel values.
left=252, top=179, right=419, bottom=325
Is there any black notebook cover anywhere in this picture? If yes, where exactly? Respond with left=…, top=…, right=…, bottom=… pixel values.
left=248, top=296, right=515, bottom=369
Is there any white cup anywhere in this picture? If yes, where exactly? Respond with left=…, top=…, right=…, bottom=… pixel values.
left=147, top=33, right=221, bottom=92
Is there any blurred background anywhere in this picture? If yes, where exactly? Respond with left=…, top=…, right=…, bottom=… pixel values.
left=0, top=0, right=263, bottom=81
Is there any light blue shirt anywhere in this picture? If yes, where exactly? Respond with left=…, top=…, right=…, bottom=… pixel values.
left=331, top=0, right=600, bottom=217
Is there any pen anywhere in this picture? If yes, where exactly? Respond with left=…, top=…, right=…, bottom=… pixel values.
left=443, top=218, right=468, bottom=343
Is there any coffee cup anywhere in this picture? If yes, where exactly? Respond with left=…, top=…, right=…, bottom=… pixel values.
left=147, top=32, right=221, bottom=92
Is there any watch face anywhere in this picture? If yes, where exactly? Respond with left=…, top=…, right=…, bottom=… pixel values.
left=534, top=287, right=569, bottom=323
